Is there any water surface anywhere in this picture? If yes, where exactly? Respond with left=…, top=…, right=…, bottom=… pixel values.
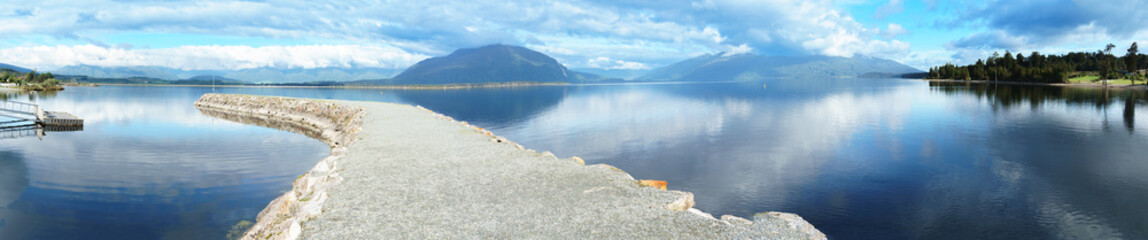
left=0, top=87, right=330, bottom=239
left=3, top=80, right=1147, bottom=239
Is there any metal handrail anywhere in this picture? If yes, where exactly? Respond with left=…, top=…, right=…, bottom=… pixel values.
left=0, top=100, right=39, bottom=116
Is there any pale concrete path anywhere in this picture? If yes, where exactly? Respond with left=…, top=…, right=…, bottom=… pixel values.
left=298, top=100, right=825, bottom=239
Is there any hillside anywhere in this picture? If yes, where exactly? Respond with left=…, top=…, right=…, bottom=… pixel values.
left=224, top=67, right=402, bottom=83
left=52, top=65, right=402, bottom=83
left=637, top=53, right=920, bottom=82
left=389, top=44, right=616, bottom=84
left=0, top=63, right=32, bottom=73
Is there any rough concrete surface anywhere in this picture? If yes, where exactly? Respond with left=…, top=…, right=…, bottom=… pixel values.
left=196, top=94, right=826, bottom=240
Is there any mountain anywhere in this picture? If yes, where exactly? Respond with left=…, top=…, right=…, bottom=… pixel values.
left=389, top=44, right=617, bottom=84
left=186, top=75, right=244, bottom=83
left=224, top=67, right=402, bottom=83
left=52, top=65, right=402, bottom=83
left=53, top=65, right=209, bottom=80
left=570, top=68, right=650, bottom=80
left=0, top=63, right=32, bottom=73
left=637, top=53, right=920, bottom=82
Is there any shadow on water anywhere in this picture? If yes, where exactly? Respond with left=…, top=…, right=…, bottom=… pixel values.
left=195, top=108, right=324, bottom=142
left=391, top=86, right=567, bottom=127
left=0, top=151, right=30, bottom=239
left=929, top=81, right=1144, bottom=133
left=0, top=124, right=83, bottom=140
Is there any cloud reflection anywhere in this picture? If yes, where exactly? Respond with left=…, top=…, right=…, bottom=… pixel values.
left=494, top=84, right=916, bottom=215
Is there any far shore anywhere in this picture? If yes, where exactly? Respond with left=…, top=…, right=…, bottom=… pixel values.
left=73, top=82, right=569, bottom=90
left=56, top=78, right=1148, bottom=92
left=922, top=79, right=1148, bottom=90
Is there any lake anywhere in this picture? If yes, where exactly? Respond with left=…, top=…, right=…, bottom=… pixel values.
left=2, top=79, right=1146, bottom=239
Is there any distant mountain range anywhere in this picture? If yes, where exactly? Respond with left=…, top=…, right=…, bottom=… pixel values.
left=570, top=68, right=650, bottom=80
left=370, top=44, right=617, bottom=85
left=1, top=45, right=921, bottom=85
left=51, top=65, right=402, bottom=84
left=637, top=53, right=921, bottom=82
left=0, top=63, right=31, bottom=73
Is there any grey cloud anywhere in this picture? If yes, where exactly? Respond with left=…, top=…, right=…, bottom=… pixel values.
left=948, top=30, right=1026, bottom=50
left=946, top=0, right=1148, bottom=52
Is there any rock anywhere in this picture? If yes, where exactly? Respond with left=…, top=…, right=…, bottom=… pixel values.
left=570, top=156, right=585, bottom=165
left=755, top=212, right=827, bottom=240
left=721, top=215, right=753, bottom=225
left=664, top=191, right=694, bottom=211
left=687, top=208, right=715, bottom=220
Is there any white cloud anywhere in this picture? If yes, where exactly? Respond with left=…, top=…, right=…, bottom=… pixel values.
left=723, top=44, right=753, bottom=56
left=586, top=57, right=650, bottom=70
left=678, top=0, right=911, bottom=58
left=0, top=45, right=429, bottom=70
left=0, top=0, right=912, bottom=70
left=881, top=23, right=908, bottom=39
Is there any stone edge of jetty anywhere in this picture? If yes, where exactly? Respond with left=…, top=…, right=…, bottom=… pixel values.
left=195, top=93, right=364, bottom=240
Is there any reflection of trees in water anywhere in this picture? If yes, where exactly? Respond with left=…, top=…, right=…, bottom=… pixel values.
left=1126, top=99, right=1136, bottom=132
left=930, top=82, right=1144, bottom=132
left=0, top=91, right=57, bottom=102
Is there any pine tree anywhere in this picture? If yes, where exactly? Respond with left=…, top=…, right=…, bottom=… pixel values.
left=1127, top=42, right=1139, bottom=85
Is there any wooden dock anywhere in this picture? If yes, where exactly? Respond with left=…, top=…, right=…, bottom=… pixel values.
left=39, top=111, right=84, bottom=126
left=1, top=101, right=83, bottom=127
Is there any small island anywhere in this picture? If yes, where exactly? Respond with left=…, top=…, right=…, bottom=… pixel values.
left=1, top=68, right=64, bottom=92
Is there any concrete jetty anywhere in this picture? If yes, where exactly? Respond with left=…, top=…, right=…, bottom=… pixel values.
left=194, top=94, right=825, bottom=240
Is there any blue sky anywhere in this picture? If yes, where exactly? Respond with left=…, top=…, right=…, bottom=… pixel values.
left=1, top=0, right=1146, bottom=71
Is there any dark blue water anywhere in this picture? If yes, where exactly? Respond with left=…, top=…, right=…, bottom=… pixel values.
left=0, top=87, right=330, bottom=239
left=3, top=80, right=1147, bottom=239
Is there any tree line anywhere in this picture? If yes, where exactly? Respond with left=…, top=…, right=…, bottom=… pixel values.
left=928, top=42, right=1147, bottom=84
left=1, top=69, right=63, bottom=90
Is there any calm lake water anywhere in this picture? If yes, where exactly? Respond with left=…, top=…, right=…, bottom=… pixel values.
left=3, top=79, right=1147, bottom=239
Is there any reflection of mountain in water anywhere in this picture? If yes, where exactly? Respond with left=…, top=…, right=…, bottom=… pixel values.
left=392, top=86, right=567, bottom=127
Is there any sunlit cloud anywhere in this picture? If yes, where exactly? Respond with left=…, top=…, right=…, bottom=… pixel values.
left=0, top=45, right=428, bottom=70
left=0, top=0, right=913, bottom=70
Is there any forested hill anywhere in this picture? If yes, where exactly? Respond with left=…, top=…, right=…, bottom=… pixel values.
left=928, top=43, right=1147, bottom=84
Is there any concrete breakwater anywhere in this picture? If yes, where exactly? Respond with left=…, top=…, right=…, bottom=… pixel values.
left=194, top=94, right=825, bottom=240
left=195, top=94, right=364, bottom=240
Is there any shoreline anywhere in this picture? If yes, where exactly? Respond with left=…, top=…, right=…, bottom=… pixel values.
left=194, top=94, right=825, bottom=240
left=194, top=94, right=364, bottom=240
left=923, top=79, right=1148, bottom=90
left=85, top=82, right=569, bottom=90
